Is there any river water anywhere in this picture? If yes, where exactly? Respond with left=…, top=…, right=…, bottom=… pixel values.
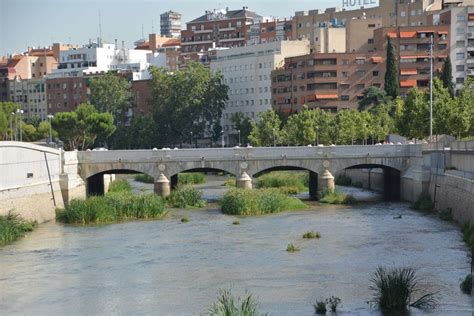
left=0, top=176, right=472, bottom=315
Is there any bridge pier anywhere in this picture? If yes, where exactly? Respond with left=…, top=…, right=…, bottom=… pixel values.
left=154, top=173, right=171, bottom=197
left=318, top=169, right=335, bottom=195
left=236, top=172, right=252, bottom=189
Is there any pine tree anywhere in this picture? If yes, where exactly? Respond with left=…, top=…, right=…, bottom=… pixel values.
left=440, top=57, right=454, bottom=97
left=384, top=36, right=399, bottom=99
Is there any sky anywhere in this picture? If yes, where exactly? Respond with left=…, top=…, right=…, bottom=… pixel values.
left=0, top=0, right=337, bottom=56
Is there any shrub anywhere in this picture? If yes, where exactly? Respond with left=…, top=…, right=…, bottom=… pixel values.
left=108, top=179, right=132, bottom=193
left=134, top=173, right=154, bottom=183
left=462, top=222, right=474, bottom=249
left=168, top=185, right=206, bottom=208
left=286, top=243, right=300, bottom=252
left=313, top=299, right=327, bottom=314
left=0, top=211, right=37, bottom=246
left=412, top=193, right=433, bottom=211
left=335, top=174, right=352, bottom=186
left=326, top=296, right=341, bottom=312
left=223, top=177, right=236, bottom=187
left=178, top=173, right=205, bottom=185
left=302, top=231, right=320, bottom=239
left=438, top=208, right=453, bottom=221
left=319, top=188, right=357, bottom=205
left=369, top=266, right=438, bottom=312
left=181, top=217, right=189, bottom=223
left=460, top=274, right=472, bottom=295
left=56, top=193, right=166, bottom=224
left=256, top=171, right=308, bottom=192
left=208, top=289, right=266, bottom=316
left=220, top=188, right=306, bottom=216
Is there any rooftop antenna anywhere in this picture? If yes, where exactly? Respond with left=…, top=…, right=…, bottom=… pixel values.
left=152, top=20, right=154, bottom=34
left=98, top=11, right=103, bottom=45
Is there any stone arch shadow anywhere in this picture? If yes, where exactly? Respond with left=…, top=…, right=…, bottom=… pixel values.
left=335, top=163, right=401, bottom=201
left=251, top=166, right=320, bottom=200
left=86, top=168, right=154, bottom=196
left=169, top=167, right=237, bottom=189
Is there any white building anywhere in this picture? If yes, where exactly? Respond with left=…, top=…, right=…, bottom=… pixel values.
left=210, top=40, right=310, bottom=144
left=7, top=77, right=47, bottom=120
left=49, top=42, right=151, bottom=80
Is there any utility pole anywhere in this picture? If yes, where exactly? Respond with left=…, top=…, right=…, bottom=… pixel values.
left=429, top=34, right=433, bottom=143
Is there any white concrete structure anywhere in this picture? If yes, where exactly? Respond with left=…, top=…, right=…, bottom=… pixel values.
left=7, top=77, right=47, bottom=119
left=210, top=40, right=310, bottom=144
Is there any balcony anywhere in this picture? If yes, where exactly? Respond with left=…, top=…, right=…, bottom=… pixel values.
left=219, top=37, right=246, bottom=43
left=194, top=29, right=213, bottom=34
left=180, top=40, right=213, bottom=46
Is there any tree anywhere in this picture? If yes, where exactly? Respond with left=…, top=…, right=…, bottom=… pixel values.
left=335, top=110, right=358, bottom=145
left=358, top=86, right=390, bottom=112
left=148, top=62, right=228, bottom=147
left=249, top=109, right=282, bottom=147
left=354, top=111, right=372, bottom=145
left=428, top=78, right=454, bottom=136
left=396, top=88, right=428, bottom=141
left=282, top=108, right=317, bottom=145
left=52, top=103, right=116, bottom=150
left=384, top=36, right=399, bottom=99
left=89, top=72, right=133, bottom=125
left=230, top=112, right=253, bottom=146
left=440, top=57, right=454, bottom=97
left=448, top=78, right=473, bottom=139
left=371, top=103, right=395, bottom=143
left=37, top=120, right=58, bottom=140
left=0, top=102, right=21, bottom=140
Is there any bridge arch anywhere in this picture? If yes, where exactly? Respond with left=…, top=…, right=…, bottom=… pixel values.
left=168, top=167, right=237, bottom=189
left=85, top=168, right=154, bottom=196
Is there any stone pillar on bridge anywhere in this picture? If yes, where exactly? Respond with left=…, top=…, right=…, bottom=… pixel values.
left=319, top=169, right=335, bottom=193
left=154, top=173, right=170, bottom=197
left=236, top=172, right=252, bottom=189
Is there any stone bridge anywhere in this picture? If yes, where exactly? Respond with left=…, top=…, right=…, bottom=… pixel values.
left=77, top=145, right=423, bottom=200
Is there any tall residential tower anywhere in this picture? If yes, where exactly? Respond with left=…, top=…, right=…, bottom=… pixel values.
left=160, top=11, right=182, bottom=38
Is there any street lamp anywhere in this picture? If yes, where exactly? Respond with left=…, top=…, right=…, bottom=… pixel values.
left=16, top=109, right=24, bottom=142
left=47, top=114, right=54, bottom=143
left=10, top=112, right=14, bottom=141
left=221, top=131, right=225, bottom=148
left=190, top=131, right=193, bottom=148
left=272, top=128, right=276, bottom=147
left=316, top=126, right=319, bottom=146
left=237, top=129, right=241, bottom=147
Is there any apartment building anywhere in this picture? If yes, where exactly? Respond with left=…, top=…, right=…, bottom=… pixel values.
left=46, top=76, right=88, bottom=114
left=180, top=7, right=262, bottom=65
left=160, top=11, right=182, bottom=38
left=438, top=5, right=474, bottom=90
left=271, top=52, right=385, bottom=114
left=248, top=18, right=293, bottom=45
left=137, top=34, right=181, bottom=71
left=7, top=77, right=48, bottom=119
left=346, top=17, right=383, bottom=52
left=373, top=25, right=450, bottom=95
left=313, top=25, right=346, bottom=53
left=210, top=40, right=310, bottom=143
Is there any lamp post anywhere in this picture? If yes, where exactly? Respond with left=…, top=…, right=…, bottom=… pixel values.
left=16, top=109, right=24, bottom=141
left=10, top=112, right=14, bottom=141
left=237, top=129, right=241, bottom=147
left=190, top=131, right=193, bottom=148
left=221, top=131, right=225, bottom=148
left=47, top=114, right=54, bottom=143
left=316, top=126, right=319, bottom=146
left=273, top=128, right=276, bottom=147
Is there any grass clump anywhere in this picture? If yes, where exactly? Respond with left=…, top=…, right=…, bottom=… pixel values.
left=313, top=298, right=327, bottom=314
left=369, top=266, right=438, bottom=312
left=412, top=193, right=433, bottom=211
left=0, top=211, right=37, bottom=246
left=286, top=243, right=300, bottom=252
left=134, top=173, right=154, bottom=183
left=56, top=193, right=166, bottom=224
left=220, top=188, right=306, bottom=216
left=326, top=296, right=341, bottom=312
left=168, top=185, right=206, bottom=208
left=302, top=231, right=321, bottom=239
left=232, top=219, right=240, bottom=225
left=223, top=177, right=236, bottom=187
left=462, top=221, right=474, bottom=249
left=108, top=179, right=132, bottom=193
left=208, top=289, right=267, bottom=316
left=335, top=174, right=352, bottom=186
left=178, top=172, right=205, bottom=185
left=438, top=208, right=453, bottom=221
left=256, top=171, right=308, bottom=192
left=460, top=274, right=472, bottom=295
left=181, top=217, right=189, bottom=223
left=319, top=188, right=357, bottom=205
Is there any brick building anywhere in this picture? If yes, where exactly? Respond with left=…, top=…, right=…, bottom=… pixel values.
left=46, top=76, right=88, bottom=114
left=271, top=52, right=385, bottom=114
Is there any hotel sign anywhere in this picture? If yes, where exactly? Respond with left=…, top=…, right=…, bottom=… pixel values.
left=342, top=0, right=379, bottom=10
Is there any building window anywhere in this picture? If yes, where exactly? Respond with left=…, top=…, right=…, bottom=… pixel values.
left=458, top=15, right=466, bottom=22
left=342, top=72, right=348, bottom=77
left=357, top=70, right=365, bottom=76
left=457, top=40, right=465, bottom=48
left=456, top=53, right=465, bottom=60
left=341, top=95, right=349, bottom=101
left=373, top=71, right=379, bottom=76
left=456, top=77, right=465, bottom=84
left=400, top=11, right=406, bottom=17
left=456, top=65, right=465, bottom=72
left=356, top=84, right=365, bottom=90
left=355, top=58, right=365, bottom=65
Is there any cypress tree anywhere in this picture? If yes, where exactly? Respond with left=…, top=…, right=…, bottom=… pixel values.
left=440, top=57, right=454, bottom=97
left=384, top=36, right=399, bottom=99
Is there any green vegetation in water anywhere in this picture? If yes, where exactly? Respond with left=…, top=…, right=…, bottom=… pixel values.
left=335, top=174, right=352, bottom=186
left=0, top=211, right=37, bottom=246
left=134, top=173, right=154, bottom=183
left=107, top=179, right=132, bottom=193
left=168, top=185, right=206, bottom=208
left=313, top=299, right=327, bottom=314
left=178, top=172, right=205, bottom=185
left=369, top=266, right=438, bottom=312
left=256, top=171, right=308, bottom=193
left=461, top=222, right=474, bottom=254
left=460, top=274, right=472, bottom=295
left=412, top=193, right=433, bottom=211
left=56, top=193, right=166, bottom=224
left=220, top=188, right=306, bottom=216
left=326, top=296, right=342, bottom=312
left=438, top=208, right=453, bottom=222
left=286, top=243, right=300, bottom=252
left=319, top=188, right=357, bottom=205
left=223, top=177, right=236, bottom=187
left=302, top=231, right=321, bottom=239
left=232, top=219, right=240, bottom=225
left=181, top=217, right=189, bottom=223
left=207, top=289, right=267, bottom=316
